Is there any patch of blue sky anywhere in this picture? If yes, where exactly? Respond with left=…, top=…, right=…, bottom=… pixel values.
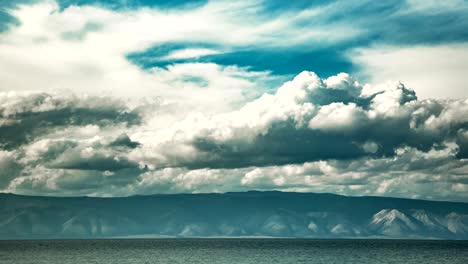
left=127, top=45, right=355, bottom=79
left=0, top=0, right=36, bottom=32
left=126, top=43, right=221, bottom=63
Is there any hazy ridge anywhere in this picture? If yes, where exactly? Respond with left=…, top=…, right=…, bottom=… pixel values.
left=1, top=191, right=468, bottom=239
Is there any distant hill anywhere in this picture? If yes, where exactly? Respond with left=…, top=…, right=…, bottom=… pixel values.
left=1, top=191, right=468, bottom=239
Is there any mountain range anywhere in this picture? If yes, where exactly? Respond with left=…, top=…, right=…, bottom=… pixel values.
left=1, top=191, right=468, bottom=239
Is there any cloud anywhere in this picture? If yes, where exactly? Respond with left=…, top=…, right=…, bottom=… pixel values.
left=349, top=44, right=468, bottom=100
left=403, top=0, right=468, bottom=14
left=0, top=150, right=21, bottom=189
left=308, top=102, right=367, bottom=131
left=7, top=143, right=468, bottom=201
left=48, top=144, right=139, bottom=171
left=0, top=0, right=360, bottom=114
left=235, top=143, right=468, bottom=201
left=0, top=91, right=139, bottom=149
left=130, top=71, right=468, bottom=171
left=1, top=71, right=467, bottom=201
left=110, top=133, right=140, bottom=149
left=160, top=48, right=222, bottom=60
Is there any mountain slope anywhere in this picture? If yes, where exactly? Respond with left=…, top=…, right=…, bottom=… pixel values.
left=0, top=191, right=467, bottom=239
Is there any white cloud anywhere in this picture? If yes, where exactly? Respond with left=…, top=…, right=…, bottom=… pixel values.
left=0, top=0, right=361, bottom=114
left=160, top=48, right=221, bottom=60
left=125, top=71, right=468, bottom=176
left=308, top=103, right=367, bottom=131
left=403, top=0, right=468, bottom=14
left=349, top=44, right=468, bottom=99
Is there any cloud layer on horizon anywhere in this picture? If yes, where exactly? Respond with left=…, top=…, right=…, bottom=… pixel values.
left=0, top=72, right=467, bottom=201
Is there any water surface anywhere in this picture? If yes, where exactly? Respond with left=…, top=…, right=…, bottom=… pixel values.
left=0, top=239, right=467, bottom=264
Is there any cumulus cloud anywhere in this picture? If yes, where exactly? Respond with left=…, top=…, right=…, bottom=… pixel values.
left=0, top=91, right=149, bottom=193
left=1, top=71, right=465, bottom=201
left=349, top=44, right=468, bottom=100
left=0, top=91, right=139, bottom=149
left=130, top=71, right=467, bottom=171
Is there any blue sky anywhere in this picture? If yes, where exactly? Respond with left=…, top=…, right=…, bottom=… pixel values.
left=0, top=0, right=467, bottom=201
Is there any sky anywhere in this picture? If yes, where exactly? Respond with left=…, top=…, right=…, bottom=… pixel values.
left=0, top=0, right=467, bottom=201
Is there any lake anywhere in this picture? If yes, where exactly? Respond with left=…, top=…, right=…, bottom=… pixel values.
left=0, top=239, right=467, bottom=264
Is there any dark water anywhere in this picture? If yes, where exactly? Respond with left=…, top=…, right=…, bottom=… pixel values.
left=0, top=239, right=467, bottom=264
